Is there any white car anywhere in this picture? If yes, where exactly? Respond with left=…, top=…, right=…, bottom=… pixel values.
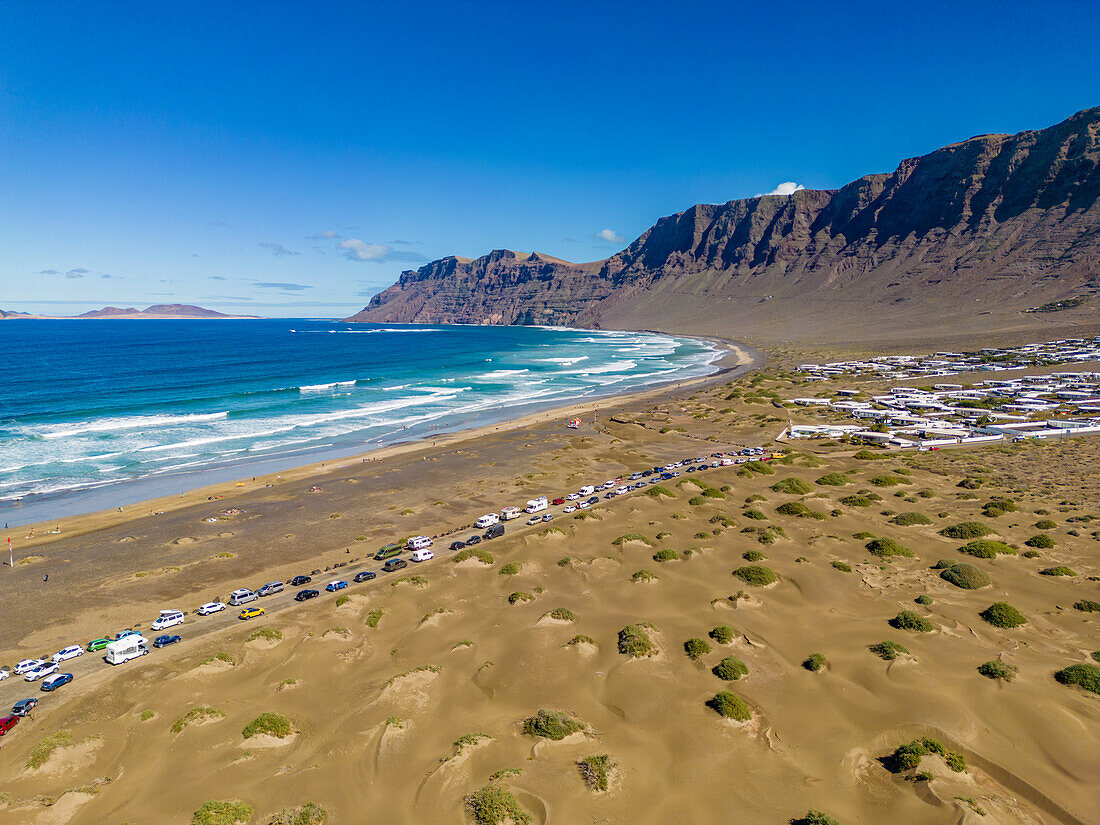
left=197, top=601, right=226, bottom=616
left=578, top=500, right=592, bottom=509
left=25, top=662, right=59, bottom=682
left=52, top=645, right=84, bottom=663
left=562, top=505, right=577, bottom=514
left=151, top=610, right=185, bottom=631
left=566, top=492, right=580, bottom=501
left=15, top=659, right=45, bottom=675
left=526, top=516, right=542, bottom=525
left=0, top=668, right=9, bottom=681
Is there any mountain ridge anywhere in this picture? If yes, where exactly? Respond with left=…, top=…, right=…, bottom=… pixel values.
left=1, top=304, right=260, bottom=320
left=348, top=106, right=1100, bottom=344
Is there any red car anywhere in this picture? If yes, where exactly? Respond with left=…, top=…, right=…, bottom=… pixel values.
left=552, top=498, right=566, bottom=506
left=0, top=715, right=18, bottom=736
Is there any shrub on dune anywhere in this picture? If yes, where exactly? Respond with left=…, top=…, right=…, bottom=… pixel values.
left=979, top=602, right=1027, bottom=628
left=712, top=655, right=749, bottom=681
left=890, top=512, right=932, bottom=526
left=705, top=691, right=752, bottom=720
left=1039, top=566, right=1076, bottom=576
left=521, top=709, right=585, bottom=740
left=771, top=477, right=814, bottom=495
left=816, top=473, right=851, bottom=486
left=683, top=638, right=712, bottom=660
left=939, top=563, right=990, bottom=589
left=464, top=783, right=532, bottom=825
left=708, top=625, right=734, bottom=644
left=977, top=661, right=1016, bottom=681
left=617, top=624, right=657, bottom=657
left=732, top=565, right=777, bottom=586
left=939, top=522, right=992, bottom=539
left=865, top=538, right=914, bottom=559
left=889, top=610, right=933, bottom=632
left=790, top=812, right=843, bottom=825
left=802, top=653, right=827, bottom=671
left=1024, top=534, right=1055, bottom=548
left=868, top=641, right=910, bottom=660
left=1053, top=663, right=1100, bottom=695
left=191, top=800, right=253, bottom=825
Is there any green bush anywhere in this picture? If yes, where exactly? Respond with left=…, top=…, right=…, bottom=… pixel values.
left=771, top=477, right=814, bottom=495
left=191, top=800, right=254, bottom=825
left=939, top=521, right=993, bottom=539
left=172, top=707, right=226, bottom=734
left=712, top=655, right=748, bottom=680
left=631, top=569, right=657, bottom=582
left=869, top=475, right=905, bottom=487
left=940, top=563, right=991, bottom=589
left=957, top=477, right=983, bottom=489
left=982, top=497, right=1017, bottom=517
left=977, top=660, right=1017, bottom=681
left=653, top=548, right=679, bottom=563
left=1024, top=534, right=1055, bottom=549
left=882, top=738, right=964, bottom=774
left=705, top=691, right=752, bottom=720
left=708, top=625, right=734, bottom=644
left=508, top=591, right=534, bottom=604
left=454, top=547, right=494, bottom=565
left=612, top=533, right=653, bottom=546
left=547, top=607, right=576, bottom=622
left=267, top=802, right=327, bottom=825
left=702, top=487, right=726, bottom=499
left=790, top=812, right=842, bottom=825
left=241, top=713, right=291, bottom=739
left=743, top=508, right=767, bottom=520
left=567, top=635, right=597, bottom=647
left=732, top=565, right=778, bottom=586
left=915, top=594, right=933, bottom=606
left=776, top=501, right=810, bottom=517
left=464, top=783, right=532, bottom=825
left=979, top=602, right=1027, bottom=628
left=246, top=627, right=282, bottom=642
left=684, top=638, right=712, bottom=660
left=803, top=653, right=827, bottom=672
left=839, top=495, right=873, bottom=507
left=816, top=473, right=851, bottom=486
left=366, top=608, right=386, bottom=628
left=1073, top=599, right=1100, bottom=612
left=889, top=610, right=934, bottom=632
left=1053, top=663, right=1100, bottom=695
left=499, top=562, right=520, bottom=576
left=643, top=485, right=675, bottom=498
left=26, top=730, right=73, bottom=769
left=890, top=512, right=933, bottom=526
left=335, top=594, right=351, bottom=607
left=854, top=449, right=891, bottom=460
left=742, top=550, right=765, bottom=562
left=932, top=558, right=957, bottom=569
left=1034, top=519, right=1057, bottom=530
left=740, top=460, right=775, bottom=476
left=618, top=624, right=657, bottom=657
left=522, top=709, right=585, bottom=740
left=830, top=560, right=852, bottom=573
left=577, top=754, right=615, bottom=792
left=865, top=538, right=914, bottom=559
left=868, top=641, right=910, bottom=660
left=1039, top=566, right=1076, bottom=577
left=957, top=539, right=1015, bottom=559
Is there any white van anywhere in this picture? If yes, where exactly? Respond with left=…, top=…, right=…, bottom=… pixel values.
left=151, top=609, right=185, bottom=631
left=500, top=506, right=521, bottom=521
left=410, top=548, right=434, bottom=562
left=476, top=513, right=500, bottom=529
left=525, top=496, right=548, bottom=514
left=104, top=636, right=149, bottom=665
left=407, top=536, right=433, bottom=551
left=257, top=581, right=284, bottom=597
left=578, top=485, right=595, bottom=496
left=229, top=588, right=258, bottom=606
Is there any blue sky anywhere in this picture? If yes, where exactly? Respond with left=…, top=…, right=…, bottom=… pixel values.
left=2, top=1, right=1098, bottom=317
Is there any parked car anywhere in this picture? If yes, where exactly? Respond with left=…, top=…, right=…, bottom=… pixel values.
left=151, top=609, right=185, bottom=630
left=566, top=492, right=580, bottom=501
left=410, top=548, right=434, bottom=562
left=578, top=500, right=592, bottom=509
left=229, top=589, right=258, bottom=606
left=526, top=515, right=542, bottom=525
left=40, top=673, right=73, bottom=692
left=586, top=497, right=599, bottom=506
left=374, top=543, right=402, bottom=561
left=257, top=581, right=284, bottom=597
left=483, top=524, right=504, bottom=540
left=552, top=497, right=566, bottom=505
left=52, top=645, right=83, bottom=663
left=449, top=541, right=465, bottom=551
left=12, top=697, right=39, bottom=717
left=353, top=570, right=377, bottom=583
left=238, top=607, right=265, bottom=620
left=15, top=659, right=45, bottom=675
left=562, top=505, right=576, bottom=514
left=382, top=558, right=407, bottom=573
left=197, top=602, right=226, bottom=616
left=114, top=629, right=141, bottom=641
left=290, top=575, right=312, bottom=587
left=0, top=669, right=8, bottom=681
left=325, top=580, right=348, bottom=592
left=294, top=589, right=320, bottom=602
left=465, top=534, right=482, bottom=545
left=86, top=638, right=111, bottom=652
left=542, top=514, right=553, bottom=522
left=153, top=634, right=182, bottom=648
left=0, top=715, right=17, bottom=735
left=25, top=662, right=59, bottom=682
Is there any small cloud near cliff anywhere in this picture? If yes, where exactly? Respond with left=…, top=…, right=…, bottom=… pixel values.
left=339, top=238, right=426, bottom=264
left=756, top=182, right=805, bottom=197
left=593, top=228, right=625, bottom=244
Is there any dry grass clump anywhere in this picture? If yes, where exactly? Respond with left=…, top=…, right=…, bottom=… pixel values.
left=191, top=800, right=253, bottom=825
left=27, top=730, right=73, bottom=769
left=171, top=707, right=226, bottom=734
left=612, top=533, right=653, bottom=546
left=830, top=560, right=852, bottom=573
left=246, top=627, right=282, bottom=642
left=521, top=709, right=586, bottom=740
left=577, top=754, right=615, bottom=792
left=464, top=783, right=532, bottom=825
left=267, top=802, right=327, bottom=825
left=454, top=547, right=494, bottom=565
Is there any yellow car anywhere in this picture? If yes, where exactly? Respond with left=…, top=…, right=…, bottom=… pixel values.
left=238, top=607, right=265, bottom=620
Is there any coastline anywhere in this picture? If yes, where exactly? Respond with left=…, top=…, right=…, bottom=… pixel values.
left=3, top=335, right=761, bottom=538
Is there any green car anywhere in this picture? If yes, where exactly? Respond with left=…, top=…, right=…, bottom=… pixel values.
left=373, top=543, right=402, bottom=561
left=86, top=638, right=111, bottom=652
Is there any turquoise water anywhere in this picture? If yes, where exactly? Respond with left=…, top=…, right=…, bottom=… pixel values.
left=0, top=320, right=720, bottom=522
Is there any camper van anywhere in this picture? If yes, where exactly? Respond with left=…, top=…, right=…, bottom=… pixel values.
left=500, top=507, right=521, bottom=521
left=410, top=547, right=434, bottom=562
left=525, top=496, right=548, bottom=514
left=407, top=536, right=433, bottom=551
left=578, top=485, right=595, bottom=497
left=476, top=513, right=500, bottom=529
left=150, top=610, right=185, bottom=631
left=104, top=636, right=149, bottom=665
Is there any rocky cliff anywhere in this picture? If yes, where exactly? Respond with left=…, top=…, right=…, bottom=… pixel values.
left=348, top=107, right=1100, bottom=344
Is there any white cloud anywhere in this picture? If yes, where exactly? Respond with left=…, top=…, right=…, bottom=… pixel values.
left=756, top=182, right=805, bottom=197
left=308, top=230, right=341, bottom=240
left=593, top=228, right=625, bottom=244
left=339, top=239, right=391, bottom=262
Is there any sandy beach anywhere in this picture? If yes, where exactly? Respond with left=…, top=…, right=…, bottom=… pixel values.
left=0, top=344, right=1096, bottom=825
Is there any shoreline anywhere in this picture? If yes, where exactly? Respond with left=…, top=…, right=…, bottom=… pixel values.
left=2, top=335, right=761, bottom=541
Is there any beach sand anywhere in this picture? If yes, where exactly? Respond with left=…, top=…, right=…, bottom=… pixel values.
left=0, top=349, right=1096, bottom=825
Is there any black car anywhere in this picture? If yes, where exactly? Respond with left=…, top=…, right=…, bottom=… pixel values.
left=382, top=558, right=408, bottom=572
left=641, top=470, right=652, bottom=477
left=12, top=698, right=38, bottom=717
left=153, top=634, right=181, bottom=648
left=353, top=571, right=377, bottom=583
left=294, top=589, right=320, bottom=601
left=449, top=540, right=465, bottom=551
left=290, top=575, right=312, bottom=587
left=483, top=523, right=504, bottom=540
left=585, top=496, right=599, bottom=506
left=464, top=534, right=482, bottom=545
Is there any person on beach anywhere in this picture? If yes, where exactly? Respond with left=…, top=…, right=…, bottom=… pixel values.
left=43, top=574, right=48, bottom=582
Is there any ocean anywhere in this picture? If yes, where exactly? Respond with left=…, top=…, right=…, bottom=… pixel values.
left=0, top=320, right=721, bottom=524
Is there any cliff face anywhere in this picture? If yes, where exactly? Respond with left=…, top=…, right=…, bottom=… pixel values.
left=348, top=107, right=1100, bottom=344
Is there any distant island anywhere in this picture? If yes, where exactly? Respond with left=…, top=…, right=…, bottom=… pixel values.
left=0, top=304, right=260, bottom=320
